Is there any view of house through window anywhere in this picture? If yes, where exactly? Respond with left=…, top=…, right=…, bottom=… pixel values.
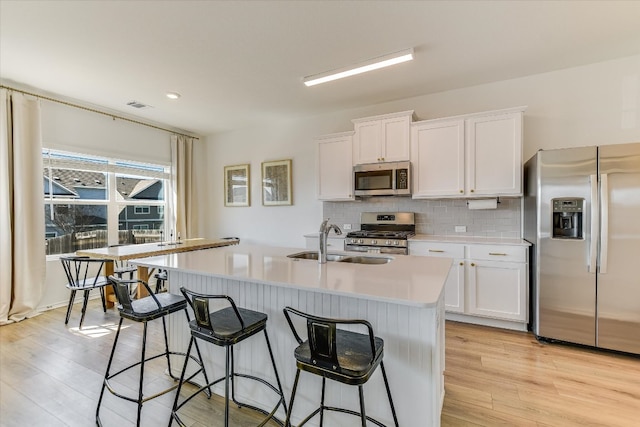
left=43, top=149, right=170, bottom=255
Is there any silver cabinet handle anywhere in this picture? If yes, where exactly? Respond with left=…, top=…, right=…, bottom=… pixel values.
left=488, top=252, right=507, bottom=256
left=589, top=174, right=598, bottom=273
left=428, top=249, right=445, bottom=253
left=600, top=173, right=609, bottom=274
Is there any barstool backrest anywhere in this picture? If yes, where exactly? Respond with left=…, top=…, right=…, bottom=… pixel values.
left=109, top=275, right=135, bottom=312
left=108, top=276, right=162, bottom=314
left=308, top=319, right=339, bottom=368
left=283, top=307, right=378, bottom=371
left=180, top=287, right=246, bottom=331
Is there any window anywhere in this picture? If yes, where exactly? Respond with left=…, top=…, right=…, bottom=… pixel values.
left=43, top=149, right=170, bottom=256
left=134, top=206, right=150, bottom=214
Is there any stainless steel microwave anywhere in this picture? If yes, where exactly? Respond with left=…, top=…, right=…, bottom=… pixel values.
left=354, top=161, right=411, bottom=197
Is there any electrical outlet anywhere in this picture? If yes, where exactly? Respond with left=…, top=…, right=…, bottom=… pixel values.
left=455, top=225, right=467, bottom=233
left=343, top=224, right=352, bottom=230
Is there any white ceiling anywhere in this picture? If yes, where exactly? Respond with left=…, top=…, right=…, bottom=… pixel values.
left=2, top=1, right=640, bottom=137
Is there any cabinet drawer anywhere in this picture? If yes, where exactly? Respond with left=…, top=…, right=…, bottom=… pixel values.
left=409, top=242, right=464, bottom=258
left=469, top=244, right=526, bottom=262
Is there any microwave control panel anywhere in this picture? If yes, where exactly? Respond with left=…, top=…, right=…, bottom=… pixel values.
left=396, top=169, right=409, bottom=190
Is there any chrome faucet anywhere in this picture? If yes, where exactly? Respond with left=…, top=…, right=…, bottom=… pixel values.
left=318, top=219, right=342, bottom=264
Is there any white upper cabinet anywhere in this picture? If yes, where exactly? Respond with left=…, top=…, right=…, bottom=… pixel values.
left=411, top=107, right=525, bottom=198
left=466, top=111, right=523, bottom=196
left=316, top=131, right=354, bottom=201
left=411, top=119, right=465, bottom=197
left=352, top=111, right=413, bottom=164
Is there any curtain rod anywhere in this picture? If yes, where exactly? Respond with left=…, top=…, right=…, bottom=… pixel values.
left=0, top=84, right=199, bottom=140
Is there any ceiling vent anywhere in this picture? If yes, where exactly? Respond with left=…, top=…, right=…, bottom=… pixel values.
left=126, top=101, right=152, bottom=109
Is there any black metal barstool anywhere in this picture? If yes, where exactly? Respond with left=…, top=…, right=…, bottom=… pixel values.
left=282, top=307, right=399, bottom=427
left=170, top=287, right=287, bottom=427
left=60, top=256, right=109, bottom=329
left=109, top=245, right=138, bottom=297
left=96, top=276, right=208, bottom=427
left=113, top=260, right=137, bottom=280
left=154, top=269, right=168, bottom=293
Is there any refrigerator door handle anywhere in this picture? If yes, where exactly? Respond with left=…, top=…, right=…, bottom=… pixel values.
left=600, top=173, right=609, bottom=274
left=589, top=174, right=598, bottom=273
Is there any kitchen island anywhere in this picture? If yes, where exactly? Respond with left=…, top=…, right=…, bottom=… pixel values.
left=131, top=244, right=452, bottom=426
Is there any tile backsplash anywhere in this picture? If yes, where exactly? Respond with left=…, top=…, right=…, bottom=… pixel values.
left=323, top=197, right=521, bottom=238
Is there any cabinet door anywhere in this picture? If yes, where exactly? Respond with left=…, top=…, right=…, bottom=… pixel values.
left=353, top=121, right=381, bottom=164
left=444, top=260, right=465, bottom=313
left=409, top=242, right=465, bottom=313
left=411, top=120, right=465, bottom=198
left=317, top=133, right=354, bottom=200
left=381, top=115, right=411, bottom=162
left=467, top=260, right=526, bottom=321
left=466, top=112, right=522, bottom=196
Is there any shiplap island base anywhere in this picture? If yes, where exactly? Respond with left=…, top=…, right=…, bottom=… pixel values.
left=132, top=244, right=452, bottom=426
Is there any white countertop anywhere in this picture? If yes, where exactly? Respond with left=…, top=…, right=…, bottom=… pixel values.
left=131, top=243, right=452, bottom=308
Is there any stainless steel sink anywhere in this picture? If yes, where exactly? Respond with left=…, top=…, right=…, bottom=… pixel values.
left=287, top=251, right=350, bottom=262
left=287, top=251, right=392, bottom=264
left=338, top=256, right=392, bottom=265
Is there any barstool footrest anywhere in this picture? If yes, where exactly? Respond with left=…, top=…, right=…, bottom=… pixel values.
left=296, top=405, right=388, bottom=427
left=102, top=349, right=206, bottom=402
left=172, top=372, right=285, bottom=427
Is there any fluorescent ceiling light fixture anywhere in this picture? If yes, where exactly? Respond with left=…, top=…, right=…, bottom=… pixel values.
left=166, top=92, right=181, bottom=99
left=303, top=48, right=414, bottom=87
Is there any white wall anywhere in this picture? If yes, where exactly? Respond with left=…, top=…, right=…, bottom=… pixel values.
left=40, top=101, right=174, bottom=311
left=42, top=101, right=171, bottom=163
left=199, top=55, right=640, bottom=246
left=200, top=114, right=357, bottom=248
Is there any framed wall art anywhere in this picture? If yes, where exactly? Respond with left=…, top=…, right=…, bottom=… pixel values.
left=224, top=164, right=250, bottom=207
left=261, top=159, right=292, bottom=206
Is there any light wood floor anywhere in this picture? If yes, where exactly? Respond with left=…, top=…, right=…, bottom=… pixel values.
left=1, top=301, right=639, bottom=426
left=442, top=321, right=640, bottom=426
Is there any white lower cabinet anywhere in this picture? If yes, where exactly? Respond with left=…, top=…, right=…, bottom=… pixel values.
left=466, top=244, right=527, bottom=322
left=467, top=259, right=527, bottom=321
left=409, top=242, right=465, bottom=313
left=410, top=240, right=529, bottom=330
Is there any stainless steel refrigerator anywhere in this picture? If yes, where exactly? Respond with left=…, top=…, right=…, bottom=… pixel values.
left=524, top=142, right=640, bottom=354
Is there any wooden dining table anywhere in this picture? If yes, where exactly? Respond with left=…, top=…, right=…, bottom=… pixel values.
left=76, top=237, right=239, bottom=307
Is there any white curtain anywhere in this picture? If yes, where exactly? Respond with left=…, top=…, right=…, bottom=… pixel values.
left=170, top=135, right=194, bottom=239
left=0, top=89, right=46, bottom=325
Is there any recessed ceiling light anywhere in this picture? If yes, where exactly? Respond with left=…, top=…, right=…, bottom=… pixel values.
left=166, top=92, right=181, bottom=100
left=303, top=48, right=414, bottom=87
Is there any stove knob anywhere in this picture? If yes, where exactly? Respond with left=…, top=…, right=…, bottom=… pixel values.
left=358, top=239, right=364, bottom=244
left=393, top=241, right=399, bottom=245
left=385, top=240, right=392, bottom=245
left=371, top=239, right=377, bottom=245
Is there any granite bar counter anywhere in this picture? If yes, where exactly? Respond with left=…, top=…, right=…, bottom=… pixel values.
left=131, top=243, right=452, bottom=426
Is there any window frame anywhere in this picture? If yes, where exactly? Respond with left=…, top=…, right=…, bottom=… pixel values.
left=43, top=148, right=171, bottom=258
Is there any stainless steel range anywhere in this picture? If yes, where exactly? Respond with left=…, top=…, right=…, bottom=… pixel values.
left=345, top=212, right=415, bottom=255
